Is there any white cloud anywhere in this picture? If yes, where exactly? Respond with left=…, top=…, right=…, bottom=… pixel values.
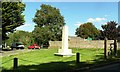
left=87, top=18, right=95, bottom=22
left=75, top=17, right=107, bottom=30
left=105, top=15, right=110, bottom=17
left=17, top=23, right=32, bottom=28
left=87, top=17, right=106, bottom=22
left=101, top=22, right=107, bottom=25
left=16, top=23, right=35, bottom=32
left=74, top=22, right=83, bottom=27
left=96, top=18, right=106, bottom=22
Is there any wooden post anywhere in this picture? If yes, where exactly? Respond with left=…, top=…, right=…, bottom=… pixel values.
left=13, top=58, right=18, bottom=70
left=76, top=52, right=80, bottom=63
left=104, top=37, right=107, bottom=59
left=114, top=39, right=117, bottom=56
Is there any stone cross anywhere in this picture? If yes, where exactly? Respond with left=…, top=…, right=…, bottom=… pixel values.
left=61, top=25, right=69, bottom=53
left=54, top=25, right=74, bottom=56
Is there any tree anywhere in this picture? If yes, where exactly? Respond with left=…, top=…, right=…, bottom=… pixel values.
left=0, top=1, right=1, bottom=36
left=98, top=30, right=105, bottom=40
left=75, top=22, right=100, bottom=39
left=32, top=27, right=50, bottom=46
left=117, top=25, right=120, bottom=36
left=101, top=21, right=118, bottom=40
left=117, top=25, right=120, bottom=42
left=2, top=2, right=25, bottom=40
left=6, top=30, right=34, bottom=47
left=33, top=4, right=65, bottom=47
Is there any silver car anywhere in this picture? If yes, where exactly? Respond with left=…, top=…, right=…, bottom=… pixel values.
left=11, top=42, right=24, bottom=50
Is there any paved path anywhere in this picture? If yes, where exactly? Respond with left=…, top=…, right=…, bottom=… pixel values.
left=0, top=49, right=38, bottom=57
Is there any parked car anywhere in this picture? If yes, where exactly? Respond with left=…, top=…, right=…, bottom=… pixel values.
left=2, top=45, right=12, bottom=51
left=28, top=43, right=40, bottom=49
left=11, top=42, right=25, bottom=50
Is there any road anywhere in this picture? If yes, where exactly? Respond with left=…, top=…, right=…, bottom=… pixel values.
left=92, top=62, right=120, bottom=72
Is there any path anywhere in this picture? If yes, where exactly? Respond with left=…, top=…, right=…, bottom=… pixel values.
left=0, top=49, right=38, bottom=57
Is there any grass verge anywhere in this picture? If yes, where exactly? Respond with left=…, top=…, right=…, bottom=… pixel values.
left=2, top=48, right=120, bottom=72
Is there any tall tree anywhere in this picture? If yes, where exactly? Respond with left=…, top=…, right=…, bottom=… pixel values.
left=75, top=22, right=100, bottom=39
left=101, top=21, right=118, bottom=40
left=33, top=4, right=65, bottom=47
left=2, top=2, right=25, bottom=40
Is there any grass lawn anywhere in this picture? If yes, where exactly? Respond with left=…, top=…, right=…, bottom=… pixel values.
left=2, top=48, right=120, bottom=72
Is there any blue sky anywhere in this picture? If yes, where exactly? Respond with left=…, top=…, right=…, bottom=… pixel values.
left=16, top=2, right=118, bottom=36
left=22, top=0, right=120, bottom=2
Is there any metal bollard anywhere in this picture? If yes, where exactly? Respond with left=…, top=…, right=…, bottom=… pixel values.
left=13, top=58, right=18, bottom=70
left=76, top=52, right=80, bottom=63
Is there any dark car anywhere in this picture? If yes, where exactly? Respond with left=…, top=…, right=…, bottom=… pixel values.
left=11, top=42, right=25, bottom=50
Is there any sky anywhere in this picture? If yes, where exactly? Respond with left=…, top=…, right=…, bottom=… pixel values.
left=22, top=0, right=120, bottom=2
left=16, top=2, right=119, bottom=36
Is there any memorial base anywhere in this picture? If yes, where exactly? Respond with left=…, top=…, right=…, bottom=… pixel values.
left=54, top=49, right=75, bottom=57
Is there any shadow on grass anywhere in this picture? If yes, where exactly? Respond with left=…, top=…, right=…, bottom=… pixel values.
left=2, top=50, right=120, bottom=72
left=93, top=49, right=120, bottom=63
left=117, top=50, right=120, bottom=58
left=2, top=60, right=92, bottom=72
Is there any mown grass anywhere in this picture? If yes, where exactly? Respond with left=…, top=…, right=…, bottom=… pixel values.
left=1, top=48, right=120, bottom=71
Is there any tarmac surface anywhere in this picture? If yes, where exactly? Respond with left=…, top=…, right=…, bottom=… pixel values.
left=91, top=62, right=120, bottom=72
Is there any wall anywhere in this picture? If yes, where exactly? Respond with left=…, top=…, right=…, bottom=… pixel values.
left=49, top=36, right=114, bottom=49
